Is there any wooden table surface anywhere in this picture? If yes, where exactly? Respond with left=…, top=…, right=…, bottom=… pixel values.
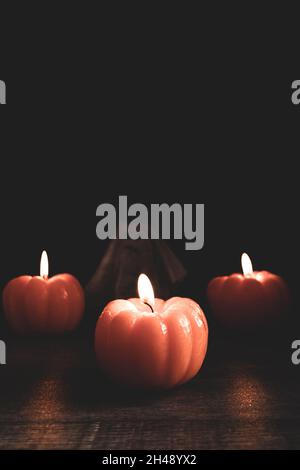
left=0, top=326, right=299, bottom=450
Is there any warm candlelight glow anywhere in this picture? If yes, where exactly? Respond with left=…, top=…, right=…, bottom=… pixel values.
left=40, top=250, right=49, bottom=279
left=138, top=274, right=155, bottom=309
left=241, top=252, right=253, bottom=277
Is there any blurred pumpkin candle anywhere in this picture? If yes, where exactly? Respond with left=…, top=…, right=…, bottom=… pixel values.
left=3, top=251, right=85, bottom=334
left=95, top=274, right=208, bottom=388
left=207, top=253, right=290, bottom=329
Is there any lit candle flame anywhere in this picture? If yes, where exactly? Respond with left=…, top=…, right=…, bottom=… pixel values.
left=241, top=252, right=253, bottom=276
left=40, top=250, right=49, bottom=279
left=138, top=274, right=155, bottom=309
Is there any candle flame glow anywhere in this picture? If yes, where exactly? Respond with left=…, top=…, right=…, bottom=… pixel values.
left=138, top=274, right=155, bottom=309
left=241, top=252, right=253, bottom=276
left=40, top=250, right=49, bottom=279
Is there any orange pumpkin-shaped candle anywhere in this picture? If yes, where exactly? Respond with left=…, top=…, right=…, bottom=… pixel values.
left=95, top=274, right=208, bottom=388
left=207, top=253, right=290, bottom=329
left=3, top=251, right=85, bottom=334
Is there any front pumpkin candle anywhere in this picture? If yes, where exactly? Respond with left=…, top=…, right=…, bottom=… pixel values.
left=95, top=274, right=208, bottom=389
left=207, top=253, right=290, bottom=329
left=3, top=251, right=85, bottom=334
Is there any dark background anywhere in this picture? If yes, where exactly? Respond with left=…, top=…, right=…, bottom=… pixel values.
left=0, top=7, right=300, bottom=452
left=0, top=34, right=298, bottom=314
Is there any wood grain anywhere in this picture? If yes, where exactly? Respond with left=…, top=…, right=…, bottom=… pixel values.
left=0, top=330, right=299, bottom=450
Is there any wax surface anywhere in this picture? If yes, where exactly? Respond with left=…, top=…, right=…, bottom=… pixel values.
left=95, top=297, right=208, bottom=389
left=207, top=271, right=290, bottom=329
left=3, top=274, right=85, bottom=334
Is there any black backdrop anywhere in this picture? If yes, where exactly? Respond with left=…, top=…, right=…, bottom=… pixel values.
left=1, top=9, right=300, bottom=460
left=0, top=20, right=299, bottom=323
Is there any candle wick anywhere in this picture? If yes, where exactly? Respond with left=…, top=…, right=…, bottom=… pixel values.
left=144, top=302, right=154, bottom=313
